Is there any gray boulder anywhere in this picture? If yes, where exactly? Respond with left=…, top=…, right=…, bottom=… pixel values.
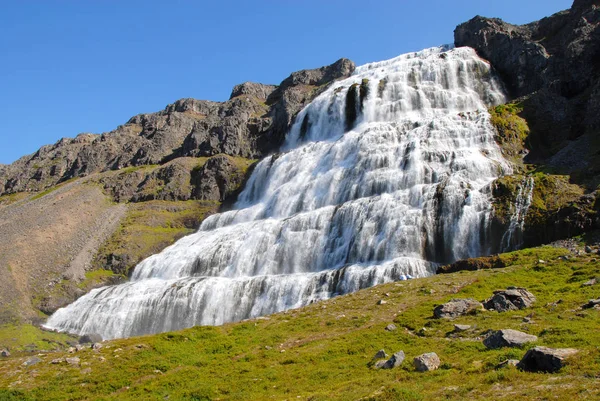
left=484, top=287, right=536, bottom=312
left=373, top=349, right=388, bottom=360
left=23, top=356, right=42, bottom=367
left=79, top=333, right=103, bottom=344
left=453, top=324, right=471, bottom=332
left=483, top=329, right=538, bottom=349
left=413, top=352, right=441, bottom=372
left=384, top=324, right=397, bottom=332
left=380, top=351, right=406, bottom=370
left=433, top=298, right=483, bottom=319
left=518, top=346, right=579, bottom=372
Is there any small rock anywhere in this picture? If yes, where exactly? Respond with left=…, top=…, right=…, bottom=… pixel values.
left=79, top=333, right=102, bottom=344
left=483, top=329, right=538, bottom=349
left=582, top=299, right=600, bottom=309
left=518, top=346, right=579, bottom=372
left=264, top=346, right=272, bottom=350
left=433, top=298, right=483, bottom=319
left=0, top=349, right=10, bottom=357
left=384, top=293, right=391, bottom=297
left=67, top=347, right=76, bottom=353
left=413, top=352, right=441, bottom=372
left=484, top=287, right=536, bottom=312
left=92, top=343, right=102, bottom=350
left=81, top=368, right=92, bottom=374
left=23, top=357, right=42, bottom=367
left=538, top=259, right=546, bottom=264
left=379, top=351, right=406, bottom=369
left=497, top=359, right=520, bottom=368
left=522, top=316, right=532, bottom=323
left=50, top=358, right=65, bottom=364
left=75, top=344, right=86, bottom=352
left=582, top=278, right=597, bottom=287
left=453, top=324, right=471, bottom=332
left=66, top=357, right=80, bottom=366
left=373, top=349, right=388, bottom=360
left=585, top=246, right=593, bottom=253
left=374, top=360, right=387, bottom=369
left=385, top=324, right=397, bottom=332
left=377, top=299, right=387, bottom=305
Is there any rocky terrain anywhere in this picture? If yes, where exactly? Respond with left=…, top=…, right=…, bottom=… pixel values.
left=0, top=59, right=355, bottom=324
left=456, top=0, right=600, bottom=247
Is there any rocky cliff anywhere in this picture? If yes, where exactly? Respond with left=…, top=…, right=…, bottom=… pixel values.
left=0, top=59, right=354, bottom=324
left=456, top=0, right=600, bottom=246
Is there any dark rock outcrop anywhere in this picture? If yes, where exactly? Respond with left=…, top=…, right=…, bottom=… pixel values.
left=484, top=287, right=536, bottom=312
left=437, top=255, right=505, bottom=274
left=79, top=333, right=103, bottom=344
left=518, top=346, right=579, bottom=372
left=483, top=329, right=538, bottom=349
left=455, top=1, right=600, bottom=166
left=0, top=59, right=354, bottom=197
left=433, top=298, right=483, bottom=319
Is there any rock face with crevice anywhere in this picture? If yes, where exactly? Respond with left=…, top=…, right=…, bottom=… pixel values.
left=0, top=59, right=355, bottom=196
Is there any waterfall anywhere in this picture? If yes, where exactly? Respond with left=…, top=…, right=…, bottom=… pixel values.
left=45, top=46, right=511, bottom=339
left=500, top=177, right=534, bottom=252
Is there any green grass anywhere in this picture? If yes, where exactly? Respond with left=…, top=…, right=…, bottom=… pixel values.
left=92, top=200, right=219, bottom=276
left=489, top=102, right=529, bottom=168
left=0, top=324, right=75, bottom=353
left=1, top=245, right=599, bottom=400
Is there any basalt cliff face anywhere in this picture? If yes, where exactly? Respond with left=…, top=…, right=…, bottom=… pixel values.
left=457, top=0, right=600, bottom=247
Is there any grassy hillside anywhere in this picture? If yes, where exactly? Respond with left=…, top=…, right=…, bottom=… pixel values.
left=1, top=244, right=598, bottom=400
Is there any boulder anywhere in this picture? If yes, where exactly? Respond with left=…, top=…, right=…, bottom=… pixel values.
left=384, top=324, right=397, bottom=332
left=79, top=333, right=102, bottom=344
left=582, top=299, right=600, bottom=309
left=66, top=357, right=80, bottom=366
left=413, top=352, right=441, bottom=372
left=433, top=298, right=483, bottom=319
left=22, top=356, right=42, bottom=367
left=518, top=346, right=579, bottom=372
left=453, top=324, right=471, bottom=332
left=484, top=287, right=536, bottom=312
left=373, top=349, right=388, bottom=360
left=483, top=329, right=538, bottom=349
left=378, top=351, right=406, bottom=370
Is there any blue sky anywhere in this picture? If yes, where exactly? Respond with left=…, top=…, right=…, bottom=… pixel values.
left=0, top=0, right=572, bottom=164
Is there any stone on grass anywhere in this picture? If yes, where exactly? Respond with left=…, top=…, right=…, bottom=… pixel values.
left=483, top=329, right=538, bottom=349
left=66, top=357, right=80, bottom=366
left=385, top=324, right=397, bottom=332
left=484, top=287, right=536, bottom=312
left=373, top=349, right=388, bottom=360
left=518, top=346, right=579, bottom=372
left=374, top=360, right=387, bottom=369
left=377, top=299, right=387, bottom=305
left=75, top=344, right=86, bottom=352
left=50, top=358, right=65, bottom=364
left=583, top=299, right=600, bottom=309
left=453, top=324, right=471, bottom=332
left=23, top=356, right=42, bottom=367
left=92, top=343, right=103, bottom=350
left=413, top=352, right=440, bottom=372
left=381, top=351, right=406, bottom=369
left=585, top=245, right=593, bottom=253
left=497, top=359, right=520, bottom=368
left=79, top=333, right=102, bottom=344
left=0, top=349, right=10, bottom=357
left=433, top=298, right=483, bottom=319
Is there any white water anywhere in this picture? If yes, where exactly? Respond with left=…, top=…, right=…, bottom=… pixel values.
left=46, top=46, right=511, bottom=339
left=500, top=177, right=534, bottom=252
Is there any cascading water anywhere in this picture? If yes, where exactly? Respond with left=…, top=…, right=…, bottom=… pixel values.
left=45, top=46, right=512, bottom=339
left=500, top=177, right=534, bottom=252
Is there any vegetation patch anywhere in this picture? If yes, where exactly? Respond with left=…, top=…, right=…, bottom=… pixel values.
left=489, top=103, right=529, bottom=168
left=92, top=200, right=219, bottom=277
left=0, top=324, right=75, bottom=352
left=1, top=244, right=599, bottom=400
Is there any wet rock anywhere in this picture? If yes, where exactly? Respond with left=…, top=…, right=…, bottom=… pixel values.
left=484, top=287, right=536, bottom=312
left=582, top=299, right=600, bottom=309
left=0, top=349, right=9, bottom=357
left=413, top=352, right=441, bottom=372
left=23, top=356, right=42, bottom=367
left=385, top=324, right=397, bottom=332
left=518, top=346, right=579, bottom=372
left=66, top=357, right=80, bottom=366
left=483, top=329, right=538, bottom=349
left=79, top=333, right=102, bottom=344
left=433, top=298, right=483, bottom=319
